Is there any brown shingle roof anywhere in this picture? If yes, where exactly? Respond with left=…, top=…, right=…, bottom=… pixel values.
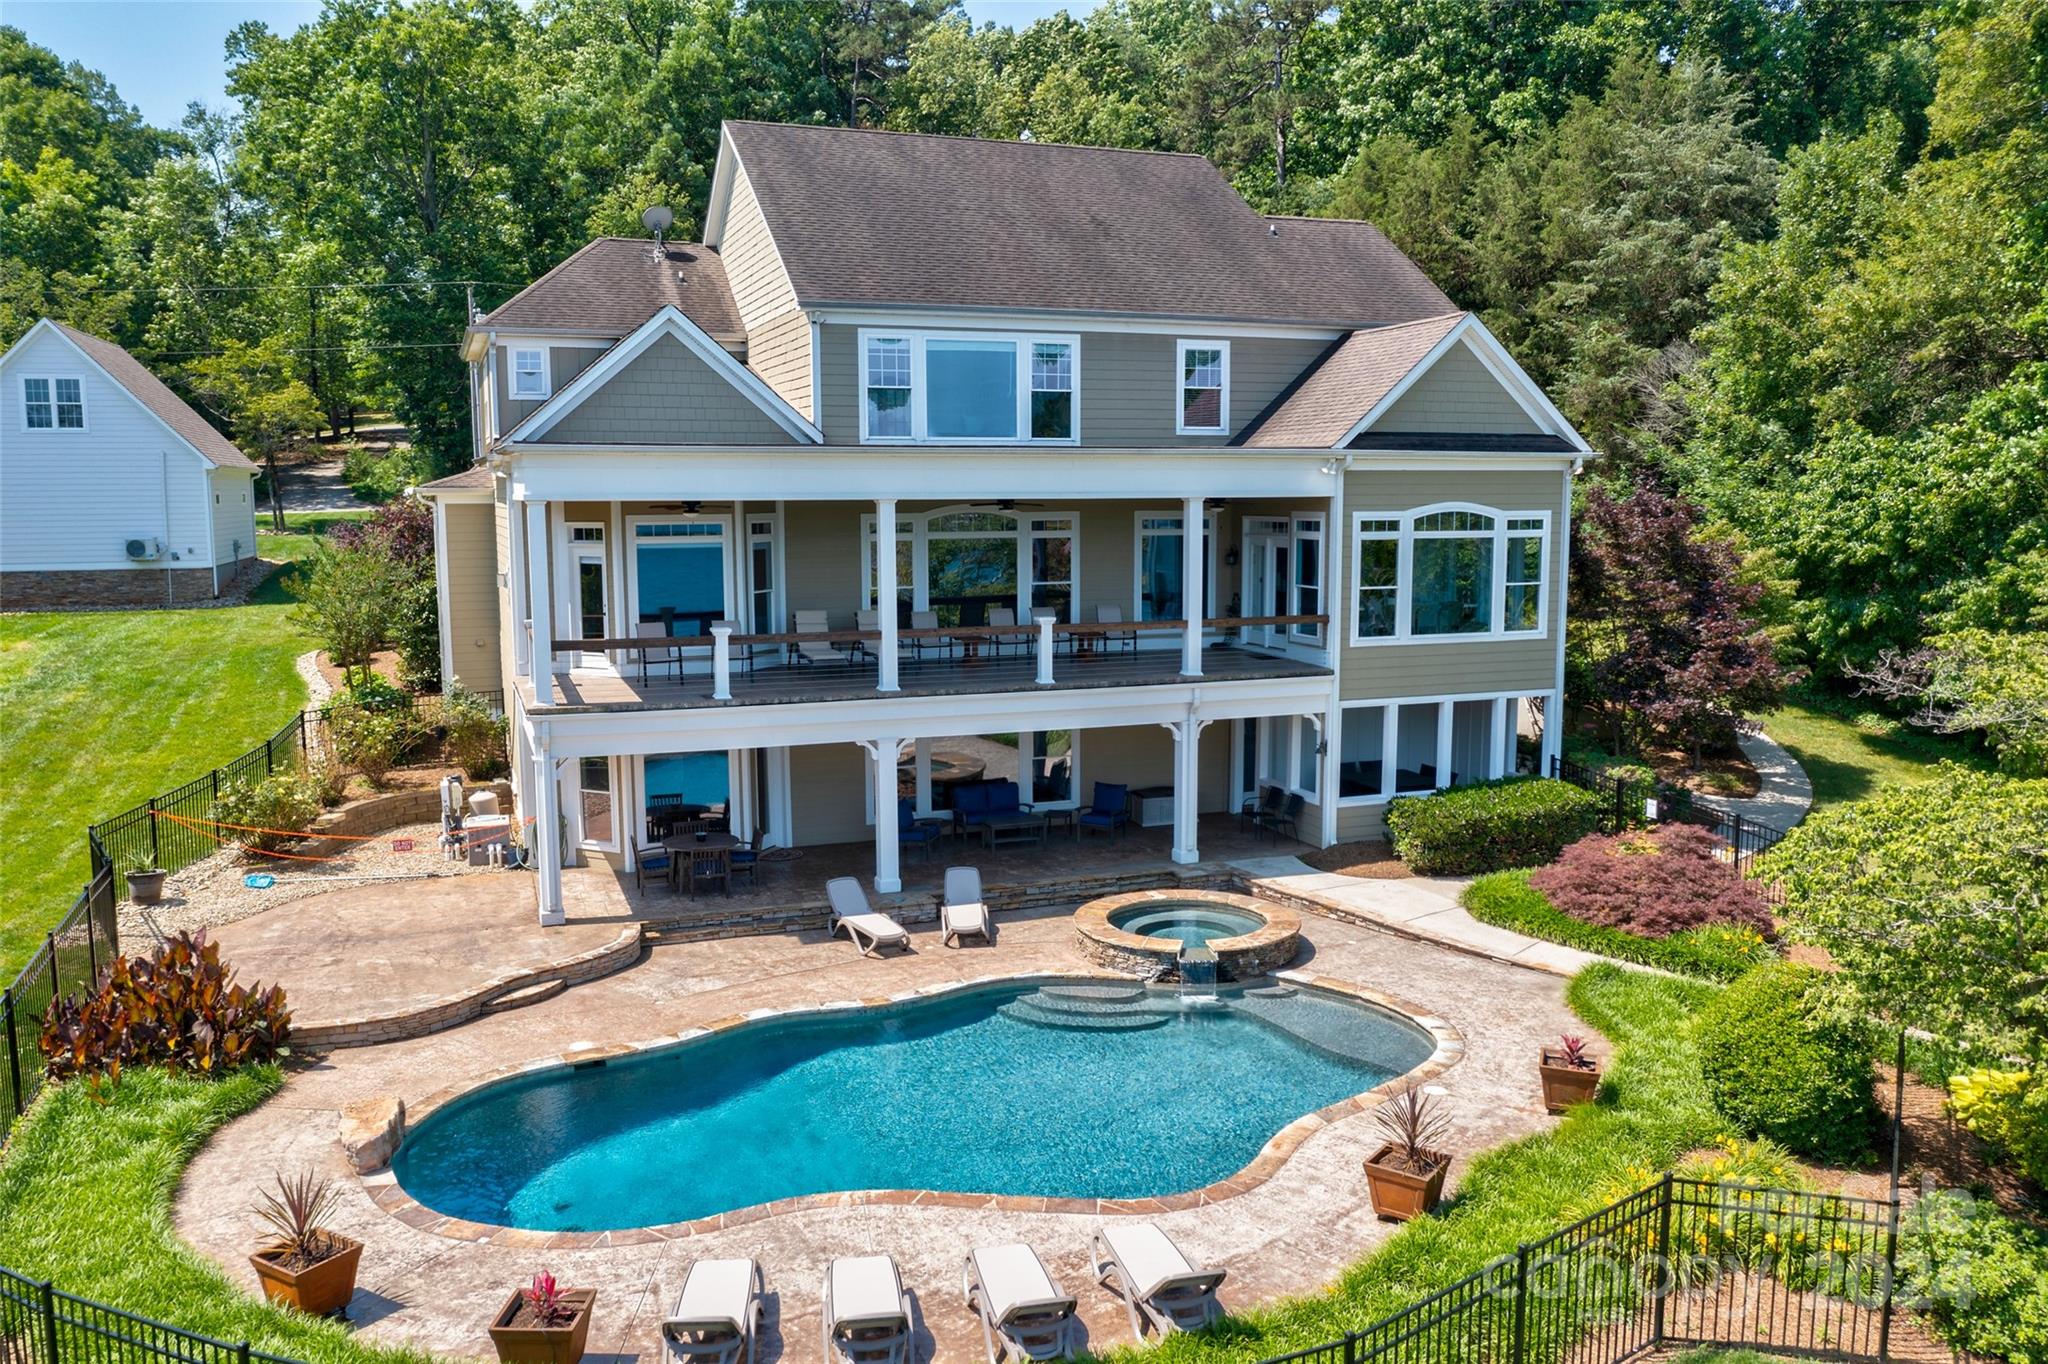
left=416, top=465, right=493, bottom=493
left=722, top=122, right=1455, bottom=327
left=52, top=323, right=256, bottom=469
left=1235, top=313, right=1466, bottom=448
left=478, top=239, right=745, bottom=341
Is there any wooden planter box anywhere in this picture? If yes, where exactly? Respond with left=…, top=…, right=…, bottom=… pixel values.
left=250, top=1235, right=363, bottom=1317
left=1363, top=1142, right=1450, bottom=1222
left=1538, top=1050, right=1603, bottom=1114
left=488, top=1289, right=596, bottom=1364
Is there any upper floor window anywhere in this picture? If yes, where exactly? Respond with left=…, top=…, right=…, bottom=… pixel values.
left=1350, top=504, right=1550, bottom=645
left=859, top=329, right=1079, bottom=444
left=21, top=377, right=84, bottom=430
left=510, top=348, right=548, bottom=399
left=1176, top=340, right=1229, bottom=434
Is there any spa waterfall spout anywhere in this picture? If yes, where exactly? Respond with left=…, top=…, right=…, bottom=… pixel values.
left=1178, top=945, right=1223, bottom=1008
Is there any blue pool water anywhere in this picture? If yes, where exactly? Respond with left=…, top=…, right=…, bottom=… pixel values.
left=1109, top=901, right=1266, bottom=947
left=392, top=981, right=1433, bottom=1231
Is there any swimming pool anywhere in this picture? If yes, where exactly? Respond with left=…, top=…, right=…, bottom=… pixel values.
left=391, top=980, right=1436, bottom=1232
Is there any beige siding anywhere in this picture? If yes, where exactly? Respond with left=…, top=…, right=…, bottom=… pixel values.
left=1371, top=342, right=1539, bottom=435
left=499, top=344, right=610, bottom=432
left=782, top=501, right=863, bottom=621
left=788, top=742, right=871, bottom=846
left=1077, top=724, right=1232, bottom=813
left=1336, top=468, right=1566, bottom=701
left=539, top=335, right=798, bottom=445
left=748, top=309, right=813, bottom=421
left=443, top=502, right=501, bottom=691
left=815, top=326, right=1332, bottom=446
left=720, top=162, right=800, bottom=331
left=1334, top=803, right=1389, bottom=843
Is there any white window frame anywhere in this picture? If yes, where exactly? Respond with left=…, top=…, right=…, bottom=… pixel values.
left=20, top=375, right=87, bottom=432
left=575, top=755, right=619, bottom=853
left=1131, top=510, right=1217, bottom=632
left=623, top=513, right=736, bottom=668
left=509, top=347, right=549, bottom=400
left=859, top=506, right=1081, bottom=619
left=857, top=328, right=1081, bottom=445
left=1289, top=513, right=1325, bottom=644
left=1347, top=503, right=1551, bottom=646
left=1175, top=340, right=1230, bottom=435
left=1335, top=691, right=1529, bottom=806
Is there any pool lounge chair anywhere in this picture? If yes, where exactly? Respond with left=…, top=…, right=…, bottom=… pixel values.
left=941, top=866, right=991, bottom=947
left=963, top=1243, right=1078, bottom=1364
left=1091, top=1222, right=1225, bottom=1340
left=793, top=610, right=855, bottom=667
left=826, top=877, right=912, bottom=956
left=663, top=1258, right=764, bottom=1364
left=822, top=1254, right=915, bottom=1364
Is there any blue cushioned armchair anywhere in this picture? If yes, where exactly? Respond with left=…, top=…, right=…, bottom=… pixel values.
left=1076, top=782, right=1130, bottom=842
left=899, top=798, right=945, bottom=860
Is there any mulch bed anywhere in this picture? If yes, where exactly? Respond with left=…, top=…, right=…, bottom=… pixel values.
left=1300, top=839, right=1415, bottom=879
left=314, top=648, right=404, bottom=695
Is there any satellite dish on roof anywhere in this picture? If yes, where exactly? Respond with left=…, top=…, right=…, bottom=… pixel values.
left=641, top=205, right=674, bottom=245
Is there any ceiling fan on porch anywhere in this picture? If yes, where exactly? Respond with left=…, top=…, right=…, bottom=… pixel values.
left=965, top=497, right=1045, bottom=511
left=647, top=500, right=703, bottom=513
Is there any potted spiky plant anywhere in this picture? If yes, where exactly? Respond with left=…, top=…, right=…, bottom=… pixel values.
left=1362, top=1084, right=1454, bottom=1222
left=126, top=867, right=168, bottom=904
left=1538, top=1033, right=1602, bottom=1113
left=248, top=1171, right=363, bottom=1316
left=489, top=1272, right=596, bottom=1364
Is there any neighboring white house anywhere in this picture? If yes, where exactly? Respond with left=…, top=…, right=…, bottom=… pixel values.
left=0, top=319, right=260, bottom=608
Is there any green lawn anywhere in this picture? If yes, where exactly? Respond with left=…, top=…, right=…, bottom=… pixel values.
left=1761, top=696, right=1992, bottom=813
left=0, top=534, right=319, bottom=974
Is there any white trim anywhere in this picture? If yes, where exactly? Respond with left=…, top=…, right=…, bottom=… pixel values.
left=1332, top=689, right=1546, bottom=806
left=16, top=373, right=89, bottom=433
left=1174, top=339, right=1230, bottom=435
left=1333, top=315, right=1593, bottom=453
left=1347, top=503, right=1551, bottom=646
left=432, top=498, right=456, bottom=688
left=1131, top=509, right=1217, bottom=631
left=813, top=307, right=1346, bottom=342
left=858, top=504, right=1080, bottom=620
left=855, top=328, right=1081, bottom=445
left=623, top=512, right=736, bottom=659
left=506, top=306, right=823, bottom=445
left=509, top=346, right=550, bottom=400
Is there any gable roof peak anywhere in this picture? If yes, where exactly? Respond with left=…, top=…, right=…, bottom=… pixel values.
left=4, top=320, right=255, bottom=470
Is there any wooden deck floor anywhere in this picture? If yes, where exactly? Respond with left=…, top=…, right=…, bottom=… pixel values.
left=541, top=643, right=1330, bottom=712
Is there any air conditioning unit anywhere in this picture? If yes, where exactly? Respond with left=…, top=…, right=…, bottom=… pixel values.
left=125, top=537, right=164, bottom=562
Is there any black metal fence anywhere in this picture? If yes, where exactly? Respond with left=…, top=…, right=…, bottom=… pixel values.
left=0, top=865, right=116, bottom=1142
left=0, top=1268, right=299, bottom=1364
left=1259, top=1175, right=1901, bottom=1364
left=1549, top=755, right=1786, bottom=880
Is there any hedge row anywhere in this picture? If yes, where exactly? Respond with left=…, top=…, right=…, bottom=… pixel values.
left=1384, top=777, right=1602, bottom=875
left=1461, top=870, right=1777, bottom=981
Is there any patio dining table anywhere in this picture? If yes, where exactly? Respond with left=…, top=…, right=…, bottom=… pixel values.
left=661, top=831, right=742, bottom=895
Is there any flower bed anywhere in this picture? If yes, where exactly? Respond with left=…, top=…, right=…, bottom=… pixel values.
left=1463, top=870, right=1775, bottom=981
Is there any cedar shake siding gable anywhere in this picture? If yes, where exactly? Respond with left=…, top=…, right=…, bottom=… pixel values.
left=533, top=334, right=801, bottom=446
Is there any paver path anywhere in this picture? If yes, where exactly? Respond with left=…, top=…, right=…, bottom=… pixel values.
left=1692, top=728, right=1814, bottom=832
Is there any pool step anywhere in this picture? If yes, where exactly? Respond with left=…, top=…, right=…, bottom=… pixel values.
left=1035, top=983, right=1149, bottom=1005
left=998, top=997, right=1172, bottom=1033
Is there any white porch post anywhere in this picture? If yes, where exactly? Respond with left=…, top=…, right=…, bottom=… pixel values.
left=1489, top=697, right=1509, bottom=780
left=876, top=498, right=900, bottom=693
left=861, top=737, right=904, bottom=893
left=1165, top=708, right=1202, bottom=864
left=1435, top=701, right=1455, bottom=791
left=1034, top=614, right=1056, bottom=685
left=1541, top=690, right=1564, bottom=775
left=1320, top=698, right=1341, bottom=848
left=710, top=624, right=733, bottom=700
left=531, top=723, right=564, bottom=926
left=525, top=499, right=553, bottom=703
left=1180, top=495, right=1204, bottom=677
left=508, top=494, right=529, bottom=674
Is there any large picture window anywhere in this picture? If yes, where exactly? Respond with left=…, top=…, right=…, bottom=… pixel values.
left=861, top=507, right=1078, bottom=626
left=859, top=329, right=1078, bottom=444
left=1348, top=505, right=1550, bottom=644
left=1134, top=512, right=1214, bottom=623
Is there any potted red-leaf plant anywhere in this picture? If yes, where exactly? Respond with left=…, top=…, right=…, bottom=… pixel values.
left=1363, top=1084, right=1454, bottom=1222
left=1538, top=1034, right=1603, bottom=1114
left=249, top=1171, right=363, bottom=1317
left=489, top=1271, right=596, bottom=1364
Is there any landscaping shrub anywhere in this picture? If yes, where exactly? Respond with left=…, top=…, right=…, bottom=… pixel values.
left=325, top=681, right=424, bottom=787
left=339, top=444, right=428, bottom=503
left=212, top=768, right=323, bottom=853
left=438, top=687, right=508, bottom=779
left=42, top=932, right=290, bottom=1082
left=1948, top=1067, right=2048, bottom=1188
left=1464, top=870, right=1774, bottom=981
left=1384, top=777, right=1602, bottom=875
left=1529, top=824, right=1775, bottom=938
left=1696, top=962, right=1881, bottom=1164
left=1898, top=1186, right=2048, bottom=1363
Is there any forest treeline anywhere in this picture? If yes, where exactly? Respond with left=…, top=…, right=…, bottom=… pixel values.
left=3, top=0, right=2043, bottom=704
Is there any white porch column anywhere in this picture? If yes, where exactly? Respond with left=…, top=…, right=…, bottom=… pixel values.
left=710, top=624, right=733, bottom=700
left=508, top=494, right=529, bottom=674
left=1034, top=613, right=1056, bottom=684
left=1435, top=701, right=1455, bottom=791
left=876, top=498, right=900, bottom=693
left=525, top=499, right=553, bottom=703
left=1164, top=709, right=1203, bottom=864
left=1489, top=697, right=1510, bottom=780
left=1320, top=698, right=1341, bottom=848
left=1540, top=690, right=1564, bottom=775
left=860, top=737, right=905, bottom=893
left=1180, top=495, right=1204, bottom=677
left=531, top=723, right=564, bottom=926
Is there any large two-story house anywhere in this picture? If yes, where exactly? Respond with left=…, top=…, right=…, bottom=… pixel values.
left=421, top=122, right=1590, bottom=924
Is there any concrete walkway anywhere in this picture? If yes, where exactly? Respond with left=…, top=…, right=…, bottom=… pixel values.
left=1693, top=728, right=1814, bottom=833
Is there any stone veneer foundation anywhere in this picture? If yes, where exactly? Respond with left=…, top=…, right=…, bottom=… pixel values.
left=1073, top=887, right=1302, bottom=979
left=1, top=556, right=257, bottom=609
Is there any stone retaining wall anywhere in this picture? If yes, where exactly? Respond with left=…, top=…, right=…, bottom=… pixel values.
left=1, top=562, right=252, bottom=609
left=298, top=780, right=512, bottom=857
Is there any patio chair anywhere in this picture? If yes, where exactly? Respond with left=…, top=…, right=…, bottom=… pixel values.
left=634, top=845, right=677, bottom=893
left=1077, top=782, right=1131, bottom=843
left=1091, top=1222, right=1226, bottom=1341
left=826, top=877, right=911, bottom=956
left=663, top=1258, right=764, bottom=1364
left=822, top=1254, right=914, bottom=1364
left=987, top=605, right=1029, bottom=658
left=908, top=608, right=953, bottom=663
left=941, top=865, right=992, bottom=948
left=727, top=839, right=759, bottom=892
left=963, top=1243, right=1078, bottom=1364
left=1094, top=603, right=1137, bottom=655
left=855, top=608, right=881, bottom=663
left=688, top=846, right=730, bottom=897
left=1239, top=784, right=1284, bottom=835
left=637, top=622, right=681, bottom=685
left=899, top=798, right=945, bottom=862
left=793, top=610, right=854, bottom=667
left=1257, top=792, right=1304, bottom=843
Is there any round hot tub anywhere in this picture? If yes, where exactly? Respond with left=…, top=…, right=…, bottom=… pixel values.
left=1075, top=889, right=1302, bottom=980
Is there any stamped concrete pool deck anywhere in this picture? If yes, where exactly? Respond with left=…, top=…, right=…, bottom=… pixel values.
left=178, top=890, right=1590, bottom=1364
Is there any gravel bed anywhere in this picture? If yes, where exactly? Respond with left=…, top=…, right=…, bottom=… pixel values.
left=119, top=819, right=500, bottom=948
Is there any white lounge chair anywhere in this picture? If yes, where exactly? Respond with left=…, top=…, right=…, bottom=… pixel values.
left=827, top=877, right=911, bottom=956
left=822, top=1254, right=914, bottom=1364
left=941, top=866, right=991, bottom=948
left=663, top=1258, right=764, bottom=1364
left=1091, top=1222, right=1225, bottom=1340
left=1093, top=603, right=1137, bottom=654
left=962, top=1243, right=1078, bottom=1364
left=794, top=610, right=854, bottom=667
